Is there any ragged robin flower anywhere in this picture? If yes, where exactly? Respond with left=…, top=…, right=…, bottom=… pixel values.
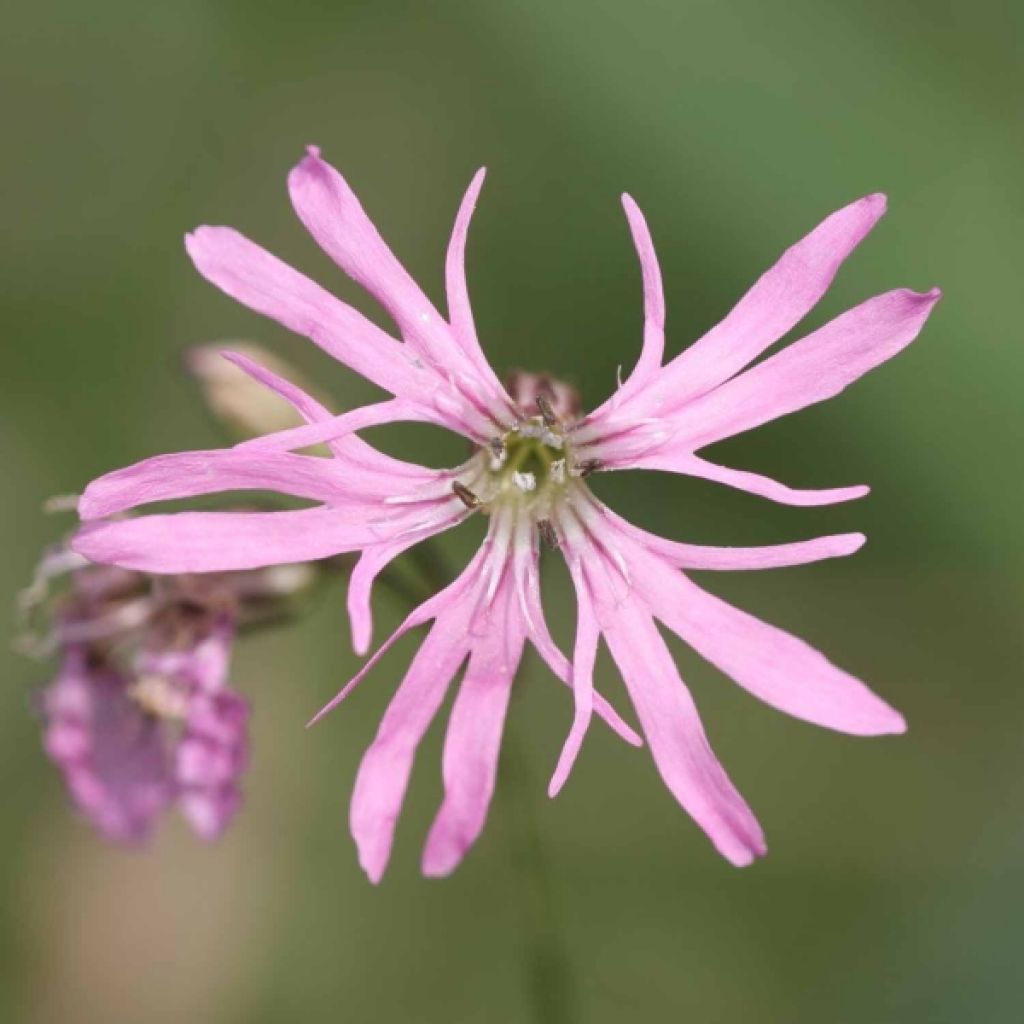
left=72, top=148, right=940, bottom=879
left=21, top=545, right=315, bottom=842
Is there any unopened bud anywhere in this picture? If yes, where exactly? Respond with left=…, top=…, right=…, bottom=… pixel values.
left=185, top=343, right=326, bottom=443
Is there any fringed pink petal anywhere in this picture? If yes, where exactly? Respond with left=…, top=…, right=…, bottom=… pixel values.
left=444, top=168, right=514, bottom=412
left=556, top=514, right=764, bottom=866
left=72, top=504, right=446, bottom=575
left=662, top=288, right=942, bottom=452
left=348, top=542, right=411, bottom=657
left=347, top=511, right=465, bottom=656
left=512, top=520, right=642, bottom=747
left=548, top=557, right=599, bottom=797
left=213, top=349, right=469, bottom=657
left=349, top=613, right=471, bottom=884
left=611, top=192, right=889, bottom=420
left=600, top=593, right=766, bottom=866
left=603, top=194, right=666, bottom=405
left=629, top=452, right=870, bottom=506
left=309, top=546, right=489, bottom=726
left=344, top=547, right=495, bottom=883
left=421, top=570, right=524, bottom=876
left=651, top=532, right=866, bottom=571
left=185, top=226, right=431, bottom=402
left=583, top=507, right=899, bottom=734
left=288, top=148, right=442, bottom=349
left=632, top=551, right=906, bottom=736
left=288, top=149, right=499, bottom=399
left=78, top=449, right=366, bottom=521
left=585, top=499, right=867, bottom=570
left=329, top=547, right=491, bottom=883
left=327, top=512, right=638, bottom=883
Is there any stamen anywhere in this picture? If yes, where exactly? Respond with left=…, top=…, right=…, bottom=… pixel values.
left=576, top=458, right=602, bottom=478
left=488, top=437, right=507, bottom=471
left=452, top=481, right=482, bottom=509
left=535, top=392, right=559, bottom=429
left=538, top=519, right=559, bottom=549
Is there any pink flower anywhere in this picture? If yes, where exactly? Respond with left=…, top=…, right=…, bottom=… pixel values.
left=35, top=556, right=250, bottom=842
left=43, top=647, right=176, bottom=843
left=135, top=615, right=249, bottom=840
left=73, top=147, right=940, bottom=879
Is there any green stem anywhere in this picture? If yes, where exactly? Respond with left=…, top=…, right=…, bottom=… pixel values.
left=500, top=723, right=577, bottom=1024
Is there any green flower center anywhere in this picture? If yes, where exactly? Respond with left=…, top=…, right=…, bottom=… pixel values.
left=451, top=391, right=601, bottom=520
left=488, top=419, right=568, bottom=502
left=505, top=432, right=560, bottom=479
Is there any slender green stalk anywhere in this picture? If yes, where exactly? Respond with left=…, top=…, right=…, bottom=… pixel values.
left=500, top=721, right=577, bottom=1024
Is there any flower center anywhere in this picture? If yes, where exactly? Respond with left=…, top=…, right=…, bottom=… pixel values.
left=450, top=374, right=600, bottom=534
left=490, top=419, right=566, bottom=497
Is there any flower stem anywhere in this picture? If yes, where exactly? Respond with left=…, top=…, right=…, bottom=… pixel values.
left=500, top=723, right=578, bottom=1024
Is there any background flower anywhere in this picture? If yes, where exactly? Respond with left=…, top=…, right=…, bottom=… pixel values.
left=24, top=554, right=312, bottom=844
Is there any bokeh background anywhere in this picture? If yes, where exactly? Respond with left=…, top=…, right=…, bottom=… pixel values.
left=3, top=1, right=1022, bottom=1021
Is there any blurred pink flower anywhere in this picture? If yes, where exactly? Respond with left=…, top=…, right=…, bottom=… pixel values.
left=36, top=559, right=249, bottom=843
left=135, top=614, right=249, bottom=839
left=43, top=647, right=175, bottom=843
left=73, top=147, right=940, bottom=879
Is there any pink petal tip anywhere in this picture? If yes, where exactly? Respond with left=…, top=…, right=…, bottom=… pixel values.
left=862, top=192, right=887, bottom=215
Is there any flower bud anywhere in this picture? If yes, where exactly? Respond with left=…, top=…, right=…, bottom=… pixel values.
left=184, top=342, right=324, bottom=442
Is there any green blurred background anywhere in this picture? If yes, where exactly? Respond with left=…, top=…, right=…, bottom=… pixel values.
left=3, top=1, right=1022, bottom=1021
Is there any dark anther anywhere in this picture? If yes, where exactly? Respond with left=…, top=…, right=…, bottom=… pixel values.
left=452, top=481, right=482, bottom=509
left=538, top=519, right=559, bottom=549
left=577, top=458, right=602, bottom=478
left=488, top=437, right=506, bottom=458
left=535, top=392, right=559, bottom=429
